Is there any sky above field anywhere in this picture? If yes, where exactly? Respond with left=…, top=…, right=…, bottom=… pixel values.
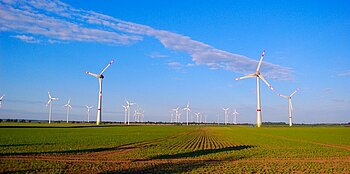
left=0, top=0, right=349, bottom=124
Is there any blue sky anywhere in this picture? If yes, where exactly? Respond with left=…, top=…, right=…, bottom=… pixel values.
left=0, top=0, right=349, bottom=124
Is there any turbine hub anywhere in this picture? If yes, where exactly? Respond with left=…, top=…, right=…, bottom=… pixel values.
left=99, top=74, right=104, bottom=79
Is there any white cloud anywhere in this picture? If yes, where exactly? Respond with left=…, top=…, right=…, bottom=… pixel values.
left=147, top=52, right=169, bottom=59
left=0, top=0, right=293, bottom=80
left=11, top=35, right=41, bottom=43
left=337, top=70, right=350, bottom=77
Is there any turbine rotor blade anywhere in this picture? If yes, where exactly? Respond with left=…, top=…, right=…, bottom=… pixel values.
left=48, top=92, right=52, bottom=99
left=278, top=94, right=289, bottom=99
left=46, top=99, right=51, bottom=106
left=235, top=73, right=256, bottom=80
left=258, top=74, right=274, bottom=90
left=256, top=50, right=266, bottom=72
left=86, top=71, right=99, bottom=78
left=100, top=59, right=115, bottom=75
left=290, top=90, right=298, bottom=97
left=289, top=99, right=293, bottom=111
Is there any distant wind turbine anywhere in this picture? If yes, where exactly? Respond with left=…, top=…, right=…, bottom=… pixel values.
left=235, top=50, right=274, bottom=127
left=0, top=94, right=4, bottom=109
left=86, top=59, right=115, bottom=125
left=278, top=89, right=298, bottom=127
left=125, top=99, right=135, bottom=125
left=63, top=98, right=72, bottom=123
left=232, top=109, right=239, bottom=124
left=173, top=107, right=180, bottom=123
left=183, top=102, right=191, bottom=125
left=223, top=108, right=229, bottom=125
left=85, top=105, right=93, bottom=123
left=195, top=112, right=200, bottom=123
left=46, top=92, right=59, bottom=124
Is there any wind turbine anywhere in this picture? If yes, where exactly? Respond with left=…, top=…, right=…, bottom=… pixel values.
left=46, top=92, right=59, bottom=124
left=125, top=99, right=135, bottom=125
left=235, top=50, right=274, bottom=127
left=173, top=107, right=180, bottom=123
left=122, top=105, right=128, bottom=124
left=63, top=98, right=72, bottom=123
left=85, top=105, right=93, bottom=123
left=195, top=112, right=200, bottom=123
left=223, top=108, right=229, bottom=125
left=278, top=89, right=298, bottom=127
left=86, top=59, right=115, bottom=125
left=232, top=109, right=239, bottom=124
left=0, top=94, right=4, bottom=109
left=183, top=102, right=191, bottom=125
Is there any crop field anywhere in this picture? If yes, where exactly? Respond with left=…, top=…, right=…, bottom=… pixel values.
left=0, top=123, right=349, bottom=173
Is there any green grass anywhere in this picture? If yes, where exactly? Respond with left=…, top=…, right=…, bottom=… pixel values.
left=0, top=123, right=349, bottom=173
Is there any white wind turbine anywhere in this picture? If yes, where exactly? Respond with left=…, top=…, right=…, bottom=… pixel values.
left=46, top=92, right=59, bottom=124
left=63, top=98, right=72, bottom=123
left=125, top=99, right=135, bottom=125
left=122, top=105, right=128, bottom=124
left=278, top=89, right=298, bottom=127
left=223, top=108, right=229, bottom=125
left=0, top=94, right=4, bottom=109
left=85, top=105, right=93, bottom=123
left=235, top=50, right=274, bottom=127
left=195, top=112, right=201, bottom=123
left=173, top=107, right=180, bottom=123
left=232, top=109, right=239, bottom=124
left=86, top=59, right=115, bottom=125
left=183, top=102, right=191, bottom=125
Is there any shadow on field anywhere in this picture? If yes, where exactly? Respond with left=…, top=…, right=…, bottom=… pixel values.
left=0, top=143, right=55, bottom=147
left=105, top=145, right=254, bottom=174
left=0, top=125, right=123, bottom=129
left=149, top=145, right=254, bottom=160
left=0, top=142, right=145, bottom=156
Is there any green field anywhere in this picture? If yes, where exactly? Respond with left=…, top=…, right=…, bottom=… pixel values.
left=0, top=123, right=349, bottom=173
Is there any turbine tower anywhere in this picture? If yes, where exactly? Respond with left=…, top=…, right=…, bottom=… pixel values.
left=86, top=59, right=115, bottom=125
left=232, top=109, right=239, bottom=124
left=278, top=89, right=298, bottom=127
left=125, top=99, right=135, bottom=125
left=223, top=108, right=229, bottom=125
left=63, top=98, right=72, bottom=123
left=235, top=50, right=274, bottom=127
left=46, top=92, right=59, bottom=124
left=85, top=105, right=93, bottom=123
left=122, top=105, right=128, bottom=124
left=183, top=102, right=191, bottom=125
left=0, top=94, right=4, bottom=109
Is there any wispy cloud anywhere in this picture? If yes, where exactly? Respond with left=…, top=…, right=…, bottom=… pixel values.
left=11, top=35, right=41, bottom=43
left=147, top=52, right=169, bottom=59
left=337, top=70, right=350, bottom=77
left=0, top=0, right=292, bottom=80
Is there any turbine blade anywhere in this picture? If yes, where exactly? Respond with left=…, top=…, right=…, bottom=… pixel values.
left=290, top=90, right=298, bottom=97
left=86, top=71, right=99, bottom=78
left=289, top=99, right=293, bottom=111
left=0, top=95, right=4, bottom=100
left=46, top=99, right=51, bottom=106
left=278, top=94, right=289, bottom=99
left=100, top=59, right=115, bottom=75
left=48, top=92, right=51, bottom=99
left=256, top=50, right=265, bottom=72
left=67, top=98, right=71, bottom=104
left=258, top=74, right=274, bottom=90
left=235, top=73, right=256, bottom=80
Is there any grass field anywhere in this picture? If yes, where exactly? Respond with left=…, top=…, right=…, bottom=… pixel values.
left=0, top=123, right=349, bottom=173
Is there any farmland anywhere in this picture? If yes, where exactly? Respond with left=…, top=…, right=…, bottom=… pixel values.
left=0, top=123, right=349, bottom=173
